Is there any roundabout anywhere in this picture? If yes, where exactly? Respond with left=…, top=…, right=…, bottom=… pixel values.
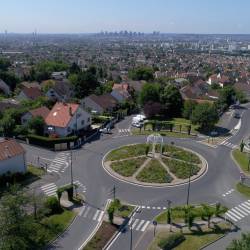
left=103, top=141, right=207, bottom=187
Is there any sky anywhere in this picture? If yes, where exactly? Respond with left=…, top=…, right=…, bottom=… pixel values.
left=0, top=0, right=250, bottom=34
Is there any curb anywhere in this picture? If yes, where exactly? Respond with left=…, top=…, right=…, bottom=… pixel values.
left=103, top=205, right=140, bottom=250
left=47, top=210, right=78, bottom=246
left=230, top=150, right=250, bottom=177
left=77, top=199, right=111, bottom=250
left=102, top=143, right=208, bottom=188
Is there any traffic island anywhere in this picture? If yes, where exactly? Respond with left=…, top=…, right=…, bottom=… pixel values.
left=103, top=142, right=207, bottom=187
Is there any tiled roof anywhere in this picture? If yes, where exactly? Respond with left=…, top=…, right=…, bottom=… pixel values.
left=29, top=106, right=50, bottom=120
left=89, top=94, right=118, bottom=109
left=45, top=102, right=79, bottom=128
left=0, top=139, right=25, bottom=161
left=21, top=87, right=43, bottom=100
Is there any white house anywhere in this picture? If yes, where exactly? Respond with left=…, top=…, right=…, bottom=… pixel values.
left=0, top=138, right=26, bottom=175
left=45, top=102, right=91, bottom=137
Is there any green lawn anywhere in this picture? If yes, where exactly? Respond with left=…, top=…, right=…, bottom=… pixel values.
left=232, top=149, right=250, bottom=173
left=42, top=209, right=75, bottom=242
left=136, top=159, right=173, bottom=183
left=106, top=144, right=147, bottom=161
left=164, top=148, right=201, bottom=164
left=28, top=165, right=45, bottom=177
left=110, top=157, right=146, bottom=177
left=114, top=204, right=134, bottom=218
left=236, top=182, right=250, bottom=198
left=162, top=158, right=200, bottom=179
left=149, top=229, right=227, bottom=250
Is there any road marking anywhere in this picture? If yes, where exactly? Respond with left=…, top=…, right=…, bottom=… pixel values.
left=141, top=221, right=150, bottom=231
left=238, top=205, right=250, bottom=214
left=230, top=208, right=245, bottom=218
left=83, top=207, right=91, bottom=218
left=226, top=210, right=241, bottom=221
left=41, top=183, right=57, bottom=196
left=131, top=219, right=139, bottom=229
left=93, top=210, right=100, bottom=221
left=136, top=220, right=145, bottom=231
left=98, top=211, right=104, bottom=222
left=79, top=206, right=86, bottom=217
left=234, top=207, right=248, bottom=216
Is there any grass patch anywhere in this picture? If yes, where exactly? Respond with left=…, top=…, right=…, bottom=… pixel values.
left=114, top=204, right=134, bottom=218
left=136, top=159, right=173, bottom=183
left=84, top=221, right=117, bottom=250
left=164, top=149, right=201, bottom=164
left=28, top=165, right=45, bottom=177
left=42, top=209, right=75, bottom=242
left=232, top=149, right=250, bottom=173
left=110, top=157, right=146, bottom=177
left=106, top=144, right=147, bottom=161
left=236, top=182, right=250, bottom=198
left=162, top=158, right=200, bottom=179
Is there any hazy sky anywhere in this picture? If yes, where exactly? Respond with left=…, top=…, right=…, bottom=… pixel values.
left=0, top=0, right=250, bottom=34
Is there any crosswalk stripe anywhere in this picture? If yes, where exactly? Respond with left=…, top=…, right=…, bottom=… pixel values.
left=42, top=186, right=57, bottom=192
left=226, top=212, right=238, bottom=222
left=41, top=183, right=56, bottom=189
left=136, top=220, right=145, bottom=231
left=98, top=211, right=104, bottom=222
left=141, top=221, right=150, bottom=231
left=238, top=205, right=250, bottom=214
left=244, top=201, right=250, bottom=206
left=226, top=210, right=241, bottom=221
left=241, top=203, right=250, bottom=210
left=234, top=207, right=248, bottom=216
left=93, top=210, right=100, bottom=221
left=131, top=219, right=139, bottom=229
left=79, top=206, right=86, bottom=216
left=83, top=207, right=91, bottom=217
left=230, top=208, right=245, bottom=219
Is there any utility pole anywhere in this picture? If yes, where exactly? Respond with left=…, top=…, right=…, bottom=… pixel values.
left=130, top=222, right=133, bottom=250
left=113, top=185, right=116, bottom=200
left=70, top=150, right=73, bottom=187
left=186, top=155, right=193, bottom=206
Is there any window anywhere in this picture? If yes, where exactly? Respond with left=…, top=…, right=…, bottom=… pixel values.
left=67, top=127, right=71, bottom=132
left=81, top=120, right=84, bottom=125
left=87, top=117, right=90, bottom=122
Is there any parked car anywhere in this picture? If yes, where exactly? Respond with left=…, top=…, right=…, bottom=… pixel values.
left=99, top=127, right=111, bottom=134
left=234, top=112, right=241, bottom=119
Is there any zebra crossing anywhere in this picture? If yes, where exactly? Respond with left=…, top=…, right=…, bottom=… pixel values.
left=47, top=152, right=70, bottom=173
left=118, top=128, right=131, bottom=136
left=41, top=183, right=57, bottom=197
left=225, top=200, right=250, bottom=222
left=129, top=218, right=151, bottom=232
left=79, top=205, right=104, bottom=222
left=74, top=180, right=87, bottom=193
left=220, top=141, right=237, bottom=149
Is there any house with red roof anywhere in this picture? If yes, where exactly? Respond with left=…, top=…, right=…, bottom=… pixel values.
left=111, top=83, right=131, bottom=102
left=45, top=102, right=91, bottom=137
left=17, top=86, right=43, bottom=101
left=21, top=106, right=50, bottom=125
left=0, top=138, right=26, bottom=175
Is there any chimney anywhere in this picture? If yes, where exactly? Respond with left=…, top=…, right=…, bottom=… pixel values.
left=69, top=106, right=73, bottom=116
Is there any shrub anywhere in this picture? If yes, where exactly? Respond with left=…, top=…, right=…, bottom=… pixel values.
left=27, top=134, right=77, bottom=148
left=158, top=233, right=185, bottom=250
left=44, top=196, right=61, bottom=215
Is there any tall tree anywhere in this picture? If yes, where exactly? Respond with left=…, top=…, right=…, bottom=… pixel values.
left=140, top=83, right=160, bottom=106
left=160, top=84, right=183, bottom=117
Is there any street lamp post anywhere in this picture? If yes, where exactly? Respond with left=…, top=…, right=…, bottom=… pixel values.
left=130, top=222, right=133, bottom=250
left=70, top=150, right=73, bottom=187
left=186, top=155, right=193, bottom=206
left=167, top=200, right=172, bottom=231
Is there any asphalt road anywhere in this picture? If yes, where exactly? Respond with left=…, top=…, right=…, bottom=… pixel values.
left=21, top=106, right=250, bottom=249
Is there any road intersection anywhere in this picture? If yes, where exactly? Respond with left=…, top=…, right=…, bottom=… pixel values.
left=21, top=104, right=250, bottom=250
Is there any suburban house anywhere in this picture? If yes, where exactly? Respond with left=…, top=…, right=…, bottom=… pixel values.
left=82, top=94, right=118, bottom=114
left=45, top=80, right=73, bottom=101
left=111, top=83, right=131, bottom=102
left=45, top=102, right=91, bottom=137
left=0, top=138, right=26, bottom=175
left=21, top=106, right=50, bottom=125
left=0, top=79, right=11, bottom=95
left=19, top=81, right=41, bottom=90
left=207, top=73, right=230, bottom=88
left=17, top=86, right=43, bottom=101
left=0, top=99, right=21, bottom=114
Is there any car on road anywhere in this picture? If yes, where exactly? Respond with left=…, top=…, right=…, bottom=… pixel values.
left=99, top=127, right=111, bottom=134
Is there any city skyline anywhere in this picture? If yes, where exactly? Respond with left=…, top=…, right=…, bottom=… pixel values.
left=1, top=0, right=250, bottom=34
